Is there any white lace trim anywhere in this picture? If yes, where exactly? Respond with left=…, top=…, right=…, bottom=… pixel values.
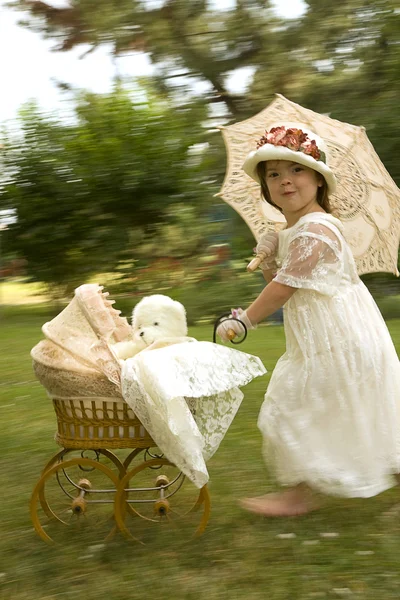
left=121, top=342, right=266, bottom=488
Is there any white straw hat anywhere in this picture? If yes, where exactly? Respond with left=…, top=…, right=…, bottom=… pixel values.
left=242, top=122, right=337, bottom=195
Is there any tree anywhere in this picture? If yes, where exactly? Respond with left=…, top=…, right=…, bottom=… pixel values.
left=11, top=0, right=399, bottom=133
left=7, top=0, right=400, bottom=270
left=8, top=0, right=278, bottom=119
left=0, top=86, right=212, bottom=296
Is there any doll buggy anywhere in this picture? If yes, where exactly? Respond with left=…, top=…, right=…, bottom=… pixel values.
left=30, top=284, right=211, bottom=544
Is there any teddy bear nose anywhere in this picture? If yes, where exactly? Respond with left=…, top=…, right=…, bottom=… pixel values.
left=140, top=331, right=144, bottom=337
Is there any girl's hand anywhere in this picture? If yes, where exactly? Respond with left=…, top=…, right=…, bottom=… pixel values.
left=216, top=309, right=255, bottom=342
left=257, top=231, right=279, bottom=256
left=256, top=231, right=279, bottom=270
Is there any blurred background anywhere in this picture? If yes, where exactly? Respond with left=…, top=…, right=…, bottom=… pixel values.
left=1, top=3, right=400, bottom=599
left=1, top=0, right=399, bottom=320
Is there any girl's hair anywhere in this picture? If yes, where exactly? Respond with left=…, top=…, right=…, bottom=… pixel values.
left=256, top=161, right=331, bottom=214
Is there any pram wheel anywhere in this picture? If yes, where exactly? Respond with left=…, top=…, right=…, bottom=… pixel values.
left=114, top=458, right=211, bottom=543
left=31, top=449, right=211, bottom=544
left=31, top=451, right=125, bottom=545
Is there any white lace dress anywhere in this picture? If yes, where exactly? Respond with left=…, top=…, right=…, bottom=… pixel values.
left=258, top=212, right=400, bottom=497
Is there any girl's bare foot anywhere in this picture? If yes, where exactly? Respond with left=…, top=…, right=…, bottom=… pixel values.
left=239, top=484, right=320, bottom=517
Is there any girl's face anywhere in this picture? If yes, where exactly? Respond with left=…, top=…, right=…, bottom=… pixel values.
left=265, top=160, right=324, bottom=220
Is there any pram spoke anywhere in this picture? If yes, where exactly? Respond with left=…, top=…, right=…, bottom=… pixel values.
left=31, top=457, right=120, bottom=545
left=114, top=457, right=211, bottom=543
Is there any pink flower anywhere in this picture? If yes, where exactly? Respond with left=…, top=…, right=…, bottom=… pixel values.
left=284, top=129, right=309, bottom=150
left=275, top=137, right=288, bottom=147
left=283, top=134, right=301, bottom=151
left=301, top=139, right=321, bottom=161
left=266, top=126, right=287, bottom=144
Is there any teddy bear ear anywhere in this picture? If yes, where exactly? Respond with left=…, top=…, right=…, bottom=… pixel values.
left=172, top=299, right=186, bottom=316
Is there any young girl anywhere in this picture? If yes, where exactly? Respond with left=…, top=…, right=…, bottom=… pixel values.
left=217, top=123, right=400, bottom=516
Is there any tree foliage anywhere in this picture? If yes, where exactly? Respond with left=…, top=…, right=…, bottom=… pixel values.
left=9, top=0, right=275, bottom=118
left=6, top=0, right=400, bottom=182
left=0, top=87, right=213, bottom=295
left=3, top=0, right=400, bottom=293
left=9, top=1, right=400, bottom=142
left=293, top=0, right=400, bottom=183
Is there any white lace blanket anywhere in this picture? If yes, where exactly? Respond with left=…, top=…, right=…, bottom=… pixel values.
left=121, top=341, right=266, bottom=488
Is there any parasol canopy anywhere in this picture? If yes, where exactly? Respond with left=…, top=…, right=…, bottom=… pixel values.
left=217, top=94, right=400, bottom=276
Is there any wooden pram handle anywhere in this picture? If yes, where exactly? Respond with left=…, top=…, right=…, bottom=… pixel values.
left=246, top=252, right=266, bottom=273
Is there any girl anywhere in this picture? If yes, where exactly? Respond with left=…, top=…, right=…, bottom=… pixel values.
left=217, top=123, right=400, bottom=516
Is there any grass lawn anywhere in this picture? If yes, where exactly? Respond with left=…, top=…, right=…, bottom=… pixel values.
left=1, top=304, right=400, bottom=600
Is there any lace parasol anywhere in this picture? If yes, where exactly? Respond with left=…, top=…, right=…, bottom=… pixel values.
left=216, top=94, right=400, bottom=276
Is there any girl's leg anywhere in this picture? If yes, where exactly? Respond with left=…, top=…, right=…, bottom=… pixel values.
left=239, top=483, right=319, bottom=517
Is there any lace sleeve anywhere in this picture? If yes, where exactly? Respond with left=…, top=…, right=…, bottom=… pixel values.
left=274, top=222, right=343, bottom=296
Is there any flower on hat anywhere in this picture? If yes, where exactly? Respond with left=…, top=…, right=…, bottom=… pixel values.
left=265, top=126, right=286, bottom=145
left=301, top=138, right=321, bottom=160
left=256, top=126, right=325, bottom=163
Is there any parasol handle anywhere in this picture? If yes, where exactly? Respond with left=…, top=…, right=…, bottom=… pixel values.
left=227, top=329, right=236, bottom=340
left=246, top=252, right=266, bottom=273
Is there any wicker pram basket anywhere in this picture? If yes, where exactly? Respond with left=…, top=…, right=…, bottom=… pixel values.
left=51, top=397, right=153, bottom=449
left=31, top=284, right=155, bottom=449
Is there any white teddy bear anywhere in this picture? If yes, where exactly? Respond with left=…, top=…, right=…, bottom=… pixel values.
left=111, top=294, right=192, bottom=360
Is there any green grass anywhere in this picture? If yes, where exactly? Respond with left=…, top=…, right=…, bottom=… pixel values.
left=1, top=305, right=400, bottom=600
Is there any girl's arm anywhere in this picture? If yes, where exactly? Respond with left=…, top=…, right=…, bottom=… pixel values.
left=261, top=269, right=275, bottom=284
left=246, top=280, right=296, bottom=325
left=217, top=280, right=295, bottom=341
